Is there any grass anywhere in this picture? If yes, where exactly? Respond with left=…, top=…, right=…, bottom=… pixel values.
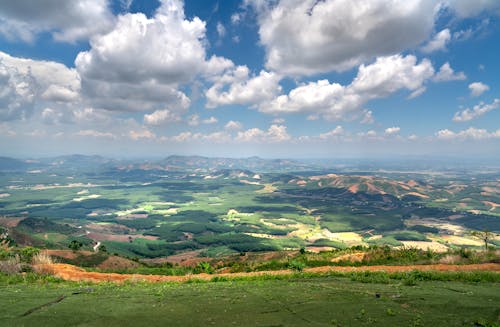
left=0, top=274, right=498, bottom=326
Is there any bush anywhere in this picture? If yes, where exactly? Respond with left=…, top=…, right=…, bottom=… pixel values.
left=0, top=255, right=22, bottom=274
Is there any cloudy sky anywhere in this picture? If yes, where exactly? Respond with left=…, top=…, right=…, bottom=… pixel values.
left=0, top=0, right=499, bottom=158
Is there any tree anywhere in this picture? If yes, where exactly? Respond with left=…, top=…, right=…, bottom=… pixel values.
left=470, top=230, right=494, bottom=250
left=68, top=240, right=83, bottom=252
left=98, top=244, right=107, bottom=253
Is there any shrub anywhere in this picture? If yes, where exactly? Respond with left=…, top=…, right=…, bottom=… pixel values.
left=0, top=255, right=22, bottom=274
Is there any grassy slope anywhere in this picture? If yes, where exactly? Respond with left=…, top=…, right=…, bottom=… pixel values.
left=0, top=277, right=498, bottom=326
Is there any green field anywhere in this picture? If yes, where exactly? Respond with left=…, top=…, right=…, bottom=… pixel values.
left=0, top=276, right=499, bottom=326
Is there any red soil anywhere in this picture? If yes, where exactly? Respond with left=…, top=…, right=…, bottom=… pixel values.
left=36, top=263, right=500, bottom=284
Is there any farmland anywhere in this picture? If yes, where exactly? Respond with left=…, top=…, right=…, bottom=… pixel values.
left=0, top=155, right=499, bottom=261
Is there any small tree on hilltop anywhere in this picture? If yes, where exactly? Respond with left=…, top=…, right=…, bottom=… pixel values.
left=69, top=240, right=83, bottom=252
left=470, top=230, right=494, bottom=250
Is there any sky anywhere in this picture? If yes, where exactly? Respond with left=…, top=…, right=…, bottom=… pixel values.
left=0, top=0, right=499, bottom=159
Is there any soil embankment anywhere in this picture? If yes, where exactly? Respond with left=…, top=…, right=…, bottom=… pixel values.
left=36, top=263, right=500, bottom=283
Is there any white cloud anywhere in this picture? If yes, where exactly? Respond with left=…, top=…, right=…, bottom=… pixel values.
left=75, top=0, right=232, bottom=112
left=235, top=124, right=291, bottom=143
left=247, top=0, right=438, bottom=75
left=203, top=116, right=218, bottom=124
left=144, top=109, right=181, bottom=125
left=421, top=29, right=451, bottom=53
left=76, top=129, right=116, bottom=139
left=271, top=117, right=285, bottom=124
left=216, top=22, right=226, bottom=37
left=0, top=0, right=114, bottom=42
left=231, top=13, right=242, bottom=25
left=187, top=114, right=200, bottom=126
left=225, top=120, right=243, bottom=131
left=129, top=129, right=156, bottom=140
left=0, top=51, right=81, bottom=106
left=433, top=62, right=466, bottom=82
left=206, top=66, right=281, bottom=108
left=436, top=127, right=500, bottom=140
left=319, top=126, right=344, bottom=139
left=0, top=58, right=35, bottom=120
left=385, top=126, right=401, bottom=135
left=262, top=54, right=434, bottom=121
left=452, top=99, right=500, bottom=122
left=469, top=82, right=489, bottom=97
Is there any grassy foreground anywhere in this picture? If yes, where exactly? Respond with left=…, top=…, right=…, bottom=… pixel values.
left=0, top=274, right=499, bottom=326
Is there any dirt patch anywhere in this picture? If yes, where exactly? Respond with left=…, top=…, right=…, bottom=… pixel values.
left=97, top=256, right=140, bottom=270
left=348, top=184, right=359, bottom=193
left=331, top=252, right=365, bottom=263
left=482, top=201, right=500, bottom=211
left=39, top=262, right=500, bottom=284
left=0, top=217, right=25, bottom=228
left=404, top=192, right=429, bottom=199
left=399, top=241, right=449, bottom=252
left=46, top=250, right=94, bottom=260
left=143, top=250, right=206, bottom=266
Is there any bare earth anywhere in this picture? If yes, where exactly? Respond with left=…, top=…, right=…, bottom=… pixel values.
left=36, top=263, right=500, bottom=284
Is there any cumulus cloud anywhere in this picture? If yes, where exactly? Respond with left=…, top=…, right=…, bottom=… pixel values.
left=452, top=99, right=500, bottom=122
left=433, top=62, right=466, bottom=82
left=76, top=0, right=232, bottom=113
left=0, top=59, right=35, bottom=120
left=206, top=66, right=281, bottom=108
left=421, top=29, right=451, bottom=53
left=225, top=120, right=243, bottom=131
left=319, top=126, right=344, bottom=139
left=0, top=51, right=80, bottom=105
left=129, top=129, right=156, bottom=140
left=76, top=129, right=116, bottom=139
left=203, top=116, right=218, bottom=124
left=235, top=124, right=291, bottom=143
left=436, top=127, right=500, bottom=140
left=0, top=0, right=114, bottom=42
left=144, top=109, right=181, bottom=125
left=384, top=127, right=401, bottom=135
left=469, top=82, right=489, bottom=97
left=246, top=0, right=438, bottom=75
left=262, top=54, right=434, bottom=121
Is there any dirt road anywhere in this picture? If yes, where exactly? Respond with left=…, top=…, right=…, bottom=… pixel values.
left=35, top=263, right=500, bottom=283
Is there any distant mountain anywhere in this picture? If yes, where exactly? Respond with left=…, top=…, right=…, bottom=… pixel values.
left=153, top=155, right=314, bottom=172
left=0, top=156, right=32, bottom=171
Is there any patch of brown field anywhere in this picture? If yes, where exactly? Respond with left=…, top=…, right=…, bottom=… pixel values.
left=142, top=250, right=205, bottom=266
left=458, top=202, right=468, bottom=208
left=86, top=232, right=158, bottom=242
left=348, top=184, right=359, bottom=193
left=116, top=214, right=148, bottom=220
left=447, top=214, right=464, bottom=220
left=404, top=192, right=429, bottom=199
left=0, top=193, right=10, bottom=198
left=331, top=252, right=365, bottom=263
left=399, top=241, right=449, bottom=252
left=407, top=180, right=418, bottom=187
left=0, top=217, right=25, bottom=228
left=45, top=250, right=94, bottom=260
left=97, top=256, right=140, bottom=270
left=305, top=246, right=335, bottom=253
left=365, top=182, right=385, bottom=194
left=39, top=262, right=500, bottom=283
left=482, top=201, right=500, bottom=210
left=482, top=186, right=500, bottom=194
left=255, top=183, right=277, bottom=193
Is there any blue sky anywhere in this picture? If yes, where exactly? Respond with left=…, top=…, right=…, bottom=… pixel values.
left=0, top=0, right=499, bottom=158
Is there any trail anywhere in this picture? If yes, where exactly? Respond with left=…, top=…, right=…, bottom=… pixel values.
left=35, top=263, right=500, bottom=284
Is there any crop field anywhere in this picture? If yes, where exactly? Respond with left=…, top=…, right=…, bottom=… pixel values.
left=1, top=156, right=499, bottom=261
left=1, top=274, right=499, bottom=327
